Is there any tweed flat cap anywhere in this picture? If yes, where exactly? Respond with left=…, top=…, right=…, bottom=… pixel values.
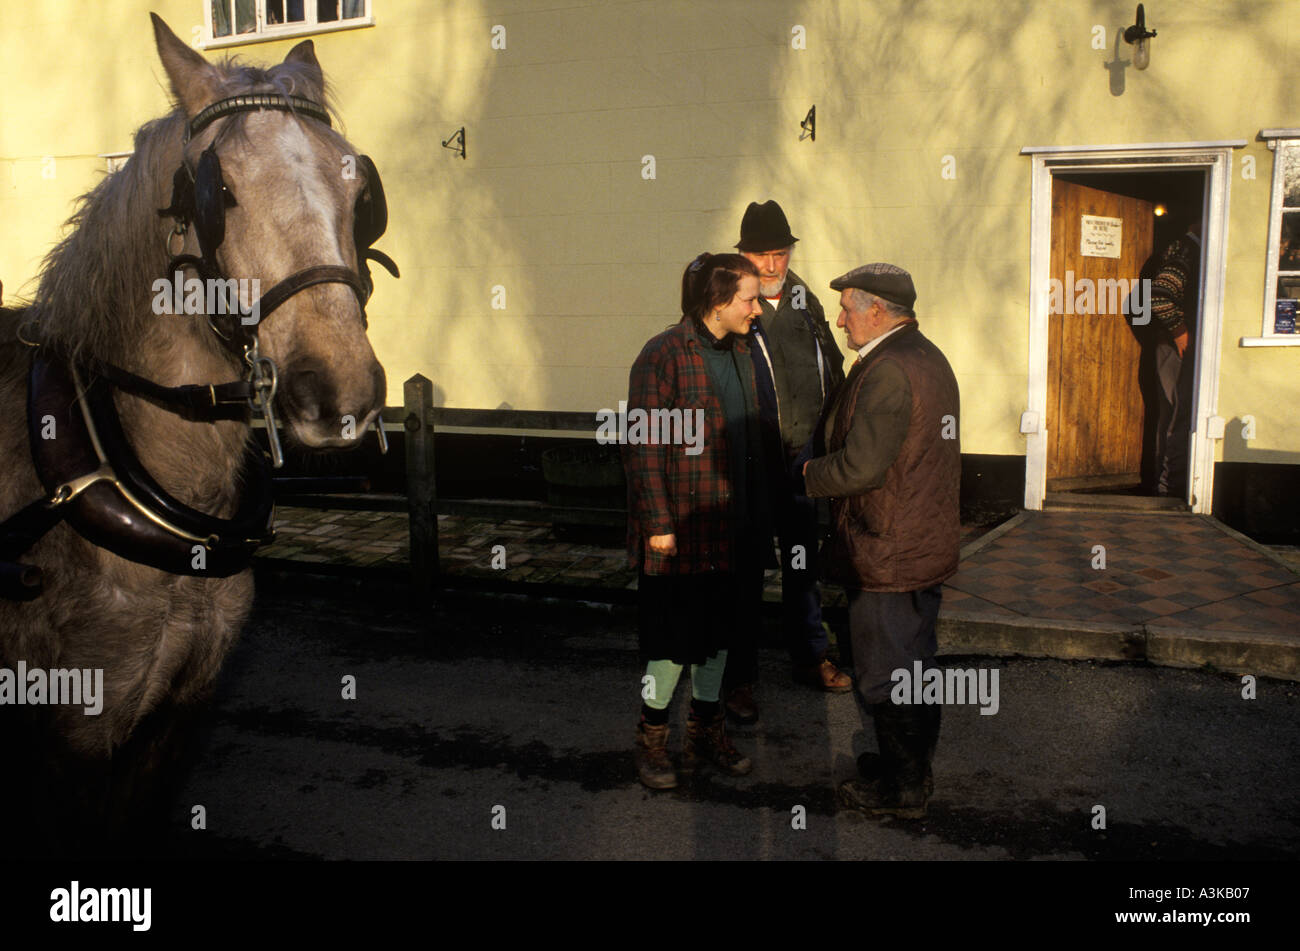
left=829, top=263, right=916, bottom=310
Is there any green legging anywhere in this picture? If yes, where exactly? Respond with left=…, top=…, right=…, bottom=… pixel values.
left=641, top=651, right=728, bottom=710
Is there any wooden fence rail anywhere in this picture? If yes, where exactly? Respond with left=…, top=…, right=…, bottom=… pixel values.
left=271, top=374, right=625, bottom=593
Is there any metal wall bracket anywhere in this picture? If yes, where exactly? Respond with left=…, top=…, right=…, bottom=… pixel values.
left=442, top=127, right=466, bottom=160
left=800, top=106, right=815, bottom=142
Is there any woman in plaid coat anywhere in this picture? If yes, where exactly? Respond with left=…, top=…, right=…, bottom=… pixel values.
left=624, top=252, right=772, bottom=790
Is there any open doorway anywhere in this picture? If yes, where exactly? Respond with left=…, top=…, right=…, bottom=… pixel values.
left=1044, top=169, right=1206, bottom=509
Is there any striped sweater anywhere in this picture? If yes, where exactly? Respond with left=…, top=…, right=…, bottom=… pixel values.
left=1149, top=232, right=1200, bottom=339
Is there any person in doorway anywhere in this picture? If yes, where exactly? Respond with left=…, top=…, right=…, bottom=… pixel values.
left=1148, top=219, right=1201, bottom=497
left=723, top=200, right=851, bottom=728
left=623, top=252, right=772, bottom=790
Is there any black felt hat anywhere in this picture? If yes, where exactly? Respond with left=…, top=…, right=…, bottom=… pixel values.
left=735, top=200, right=798, bottom=252
left=829, top=263, right=917, bottom=311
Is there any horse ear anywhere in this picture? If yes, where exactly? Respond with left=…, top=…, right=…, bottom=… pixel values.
left=150, top=13, right=223, bottom=118
left=283, top=40, right=325, bottom=99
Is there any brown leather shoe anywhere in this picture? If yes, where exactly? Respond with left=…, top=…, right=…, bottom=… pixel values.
left=724, top=684, right=758, bottom=725
left=793, top=658, right=852, bottom=693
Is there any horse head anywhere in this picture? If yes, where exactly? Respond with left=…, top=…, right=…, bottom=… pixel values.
left=152, top=15, right=391, bottom=451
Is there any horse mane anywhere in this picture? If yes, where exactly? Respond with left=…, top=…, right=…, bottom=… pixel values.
left=31, top=58, right=337, bottom=370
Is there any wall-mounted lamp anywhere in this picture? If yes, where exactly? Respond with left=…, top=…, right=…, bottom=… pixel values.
left=1123, top=4, right=1157, bottom=70
left=442, top=127, right=466, bottom=160
left=800, top=106, right=815, bottom=142
left=1154, top=204, right=1167, bottom=217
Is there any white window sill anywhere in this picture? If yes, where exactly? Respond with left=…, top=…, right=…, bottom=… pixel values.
left=1239, top=336, right=1300, bottom=347
left=200, top=16, right=374, bottom=50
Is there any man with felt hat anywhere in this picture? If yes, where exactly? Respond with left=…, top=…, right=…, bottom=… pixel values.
left=724, top=200, right=852, bottom=725
left=802, top=263, right=960, bottom=819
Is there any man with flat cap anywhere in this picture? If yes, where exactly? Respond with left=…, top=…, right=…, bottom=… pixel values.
left=802, top=263, right=960, bottom=819
left=725, top=199, right=851, bottom=725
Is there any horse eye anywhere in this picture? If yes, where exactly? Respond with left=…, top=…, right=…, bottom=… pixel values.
left=222, top=185, right=237, bottom=208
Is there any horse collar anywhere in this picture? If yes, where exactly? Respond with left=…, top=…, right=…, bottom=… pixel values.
left=1, top=352, right=278, bottom=596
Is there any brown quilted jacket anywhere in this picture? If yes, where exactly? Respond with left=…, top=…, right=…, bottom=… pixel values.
left=812, top=324, right=961, bottom=592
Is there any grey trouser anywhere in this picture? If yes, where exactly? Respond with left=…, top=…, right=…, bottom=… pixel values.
left=1153, top=339, right=1193, bottom=496
left=847, top=585, right=943, bottom=705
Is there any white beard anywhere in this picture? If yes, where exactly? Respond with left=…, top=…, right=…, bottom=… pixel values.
left=759, top=276, right=785, bottom=298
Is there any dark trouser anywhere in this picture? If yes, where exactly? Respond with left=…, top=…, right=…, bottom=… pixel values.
left=780, top=493, right=829, bottom=665
left=720, top=550, right=766, bottom=688
left=721, top=494, right=828, bottom=691
left=1153, top=338, right=1194, bottom=497
left=847, top=585, right=943, bottom=706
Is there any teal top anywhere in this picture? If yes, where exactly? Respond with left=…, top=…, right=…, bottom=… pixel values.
left=693, top=321, right=771, bottom=554
left=699, top=333, right=748, bottom=521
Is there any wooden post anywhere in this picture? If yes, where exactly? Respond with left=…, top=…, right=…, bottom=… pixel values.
left=404, top=374, right=437, bottom=596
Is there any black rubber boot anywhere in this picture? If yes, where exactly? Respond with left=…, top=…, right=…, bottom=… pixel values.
left=839, top=703, right=932, bottom=819
left=921, top=703, right=941, bottom=783
left=857, top=703, right=939, bottom=797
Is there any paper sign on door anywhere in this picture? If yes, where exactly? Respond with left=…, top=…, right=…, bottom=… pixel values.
left=1080, top=215, right=1122, bottom=258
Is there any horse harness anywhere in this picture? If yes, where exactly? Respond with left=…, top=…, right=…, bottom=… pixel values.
left=0, top=93, right=399, bottom=601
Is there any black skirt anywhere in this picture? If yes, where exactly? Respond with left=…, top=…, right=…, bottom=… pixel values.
left=637, top=570, right=738, bottom=666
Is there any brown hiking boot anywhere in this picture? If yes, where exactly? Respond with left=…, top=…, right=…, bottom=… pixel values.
left=793, top=657, right=853, bottom=693
left=682, top=711, right=752, bottom=776
left=635, top=721, right=678, bottom=790
left=724, top=683, right=758, bottom=725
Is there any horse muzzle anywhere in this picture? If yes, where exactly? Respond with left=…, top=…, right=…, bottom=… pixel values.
left=277, top=358, right=386, bottom=450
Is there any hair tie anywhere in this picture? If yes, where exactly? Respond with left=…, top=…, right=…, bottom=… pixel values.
left=688, top=253, right=709, bottom=273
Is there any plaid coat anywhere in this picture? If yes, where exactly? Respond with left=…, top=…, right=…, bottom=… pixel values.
left=623, top=319, right=759, bottom=576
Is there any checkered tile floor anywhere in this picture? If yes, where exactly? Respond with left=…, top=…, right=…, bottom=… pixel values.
left=944, top=512, right=1300, bottom=635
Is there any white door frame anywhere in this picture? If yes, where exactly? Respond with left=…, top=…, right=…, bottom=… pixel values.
left=1021, top=141, right=1245, bottom=514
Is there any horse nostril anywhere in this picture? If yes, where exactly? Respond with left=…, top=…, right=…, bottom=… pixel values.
left=285, top=367, right=328, bottom=422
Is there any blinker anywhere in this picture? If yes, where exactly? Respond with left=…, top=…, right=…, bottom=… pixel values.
left=353, top=154, right=400, bottom=302
left=194, top=146, right=227, bottom=266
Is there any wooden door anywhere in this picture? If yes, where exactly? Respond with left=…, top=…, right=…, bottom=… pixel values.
left=1047, top=180, right=1153, bottom=488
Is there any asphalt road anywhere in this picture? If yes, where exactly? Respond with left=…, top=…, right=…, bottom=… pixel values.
left=159, top=572, right=1300, bottom=862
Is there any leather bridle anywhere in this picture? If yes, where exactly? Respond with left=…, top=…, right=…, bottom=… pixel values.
left=0, top=93, right=399, bottom=599
left=156, top=92, right=399, bottom=465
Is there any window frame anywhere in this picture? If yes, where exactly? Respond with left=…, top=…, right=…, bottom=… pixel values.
left=100, top=152, right=132, bottom=175
left=1245, top=129, right=1300, bottom=347
left=199, top=0, right=374, bottom=50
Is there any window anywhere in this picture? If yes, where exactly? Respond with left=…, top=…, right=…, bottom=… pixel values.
left=1248, top=130, right=1300, bottom=346
left=202, top=0, right=372, bottom=49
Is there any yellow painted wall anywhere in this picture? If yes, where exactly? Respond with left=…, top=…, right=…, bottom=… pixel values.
left=3, top=0, right=1299, bottom=461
